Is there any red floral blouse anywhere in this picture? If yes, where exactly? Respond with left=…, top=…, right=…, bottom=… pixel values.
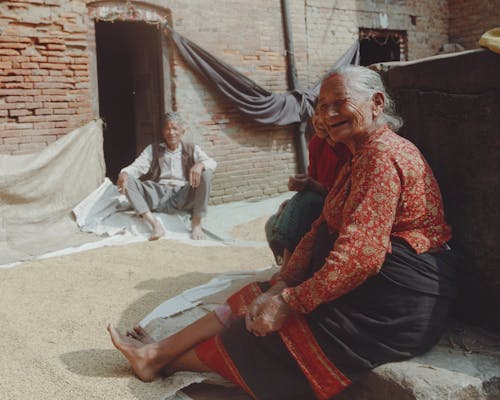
left=279, top=126, right=452, bottom=314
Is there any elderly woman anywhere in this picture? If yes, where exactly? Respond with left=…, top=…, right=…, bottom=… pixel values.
left=108, top=66, right=458, bottom=400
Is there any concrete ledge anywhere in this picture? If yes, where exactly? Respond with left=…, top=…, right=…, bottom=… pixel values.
left=336, top=323, right=500, bottom=400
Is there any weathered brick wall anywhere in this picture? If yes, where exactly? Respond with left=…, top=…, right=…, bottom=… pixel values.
left=302, top=0, right=449, bottom=85
left=449, top=0, right=500, bottom=50
left=161, top=0, right=297, bottom=203
left=0, top=0, right=93, bottom=154
left=0, top=0, right=479, bottom=204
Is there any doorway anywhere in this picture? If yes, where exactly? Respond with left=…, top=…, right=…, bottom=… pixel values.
left=95, top=20, right=165, bottom=182
left=359, top=29, right=407, bottom=66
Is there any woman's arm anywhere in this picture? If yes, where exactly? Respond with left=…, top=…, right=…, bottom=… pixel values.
left=282, top=151, right=402, bottom=314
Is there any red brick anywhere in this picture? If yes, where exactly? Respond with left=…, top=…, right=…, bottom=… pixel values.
left=34, top=95, right=67, bottom=102
left=42, top=89, right=67, bottom=95
left=47, top=44, right=66, bottom=51
left=39, top=62, right=66, bottom=70
left=71, top=57, right=88, bottom=64
left=0, top=49, right=20, bottom=56
left=3, top=68, right=31, bottom=75
left=33, top=122, right=56, bottom=129
left=35, top=108, right=53, bottom=115
left=1, top=122, right=33, bottom=130
left=32, top=69, right=49, bottom=76
left=25, top=76, right=43, bottom=82
left=4, top=82, right=34, bottom=89
left=0, top=89, right=41, bottom=96
left=37, top=37, right=64, bottom=45
left=0, top=76, right=24, bottom=82
left=5, top=96, right=34, bottom=102
left=30, top=56, right=47, bottom=62
left=44, top=101, right=68, bottom=108
left=20, top=62, right=39, bottom=68
left=34, top=82, right=73, bottom=89
left=9, top=109, right=32, bottom=117
left=0, top=43, right=28, bottom=49
left=69, top=64, right=87, bottom=70
left=0, top=36, right=31, bottom=44
left=53, top=108, right=75, bottom=114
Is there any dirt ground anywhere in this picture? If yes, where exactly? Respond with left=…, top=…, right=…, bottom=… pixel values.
left=0, top=217, right=273, bottom=400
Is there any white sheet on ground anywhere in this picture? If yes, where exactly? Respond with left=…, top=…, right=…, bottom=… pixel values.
left=139, top=266, right=278, bottom=400
left=0, top=120, right=106, bottom=266
left=72, top=177, right=222, bottom=247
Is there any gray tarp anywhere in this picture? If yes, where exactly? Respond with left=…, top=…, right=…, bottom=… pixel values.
left=168, top=26, right=359, bottom=125
left=0, top=120, right=105, bottom=265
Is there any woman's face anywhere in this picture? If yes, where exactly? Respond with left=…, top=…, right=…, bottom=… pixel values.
left=317, top=74, right=380, bottom=146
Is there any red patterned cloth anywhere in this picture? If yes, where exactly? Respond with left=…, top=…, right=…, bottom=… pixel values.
left=307, top=135, right=350, bottom=190
left=280, top=126, right=452, bottom=313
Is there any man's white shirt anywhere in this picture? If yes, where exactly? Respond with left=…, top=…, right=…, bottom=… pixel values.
left=121, top=143, right=217, bottom=188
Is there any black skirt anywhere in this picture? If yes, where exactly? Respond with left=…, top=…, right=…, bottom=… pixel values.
left=197, top=222, right=459, bottom=400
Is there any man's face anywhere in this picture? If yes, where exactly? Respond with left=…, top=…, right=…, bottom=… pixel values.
left=162, top=121, right=184, bottom=150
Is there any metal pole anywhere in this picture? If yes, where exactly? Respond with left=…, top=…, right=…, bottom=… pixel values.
left=281, top=0, right=308, bottom=174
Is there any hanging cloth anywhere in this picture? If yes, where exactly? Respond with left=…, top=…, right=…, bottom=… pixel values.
left=166, top=25, right=359, bottom=125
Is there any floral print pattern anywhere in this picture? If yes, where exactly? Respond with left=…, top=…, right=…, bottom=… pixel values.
left=280, top=127, right=452, bottom=313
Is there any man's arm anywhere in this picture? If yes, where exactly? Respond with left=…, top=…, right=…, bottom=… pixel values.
left=190, top=145, right=216, bottom=188
left=120, top=145, right=153, bottom=179
left=288, top=174, right=328, bottom=196
left=193, top=145, right=217, bottom=171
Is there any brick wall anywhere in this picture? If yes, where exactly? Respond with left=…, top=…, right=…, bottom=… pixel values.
left=0, top=0, right=93, bottom=154
left=164, top=0, right=297, bottom=203
left=449, top=0, right=500, bottom=50
left=0, top=0, right=487, bottom=204
left=302, top=0, right=449, bottom=85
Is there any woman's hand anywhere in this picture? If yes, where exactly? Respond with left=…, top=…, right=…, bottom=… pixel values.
left=245, top=281, right=291, bottom=336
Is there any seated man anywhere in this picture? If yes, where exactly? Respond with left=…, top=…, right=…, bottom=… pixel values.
left=117, top=112, right=217, bottom=241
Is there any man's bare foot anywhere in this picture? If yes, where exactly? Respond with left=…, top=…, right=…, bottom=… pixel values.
left=191, top=215, right=205, bottom=240
left=149, top=220, right=165, bottom=241
left=126, top=325, right=155, bottom=344
left=190, top=225, right=205, bottom=240
left=107, top=324, right=160, bottom=382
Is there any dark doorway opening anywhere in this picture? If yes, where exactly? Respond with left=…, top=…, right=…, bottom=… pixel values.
left=95, top=20, right=164, bottom=182
left=359, top=29, right=407, bottom=66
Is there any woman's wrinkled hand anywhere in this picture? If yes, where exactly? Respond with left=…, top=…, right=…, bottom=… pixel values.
left=245, top=282, right=291, bottom=336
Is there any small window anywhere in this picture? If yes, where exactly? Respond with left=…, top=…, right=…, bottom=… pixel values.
left=359, top=29, right=407, bottom=66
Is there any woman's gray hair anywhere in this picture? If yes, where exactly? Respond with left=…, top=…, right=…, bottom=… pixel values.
left=326, top=65, right=403, bottom=131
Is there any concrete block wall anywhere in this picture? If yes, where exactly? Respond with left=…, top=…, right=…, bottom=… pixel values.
left=449, top=0, right=500, bottom=50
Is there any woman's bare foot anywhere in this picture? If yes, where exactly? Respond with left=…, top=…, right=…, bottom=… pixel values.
left=107, top=324, right=161, bottom=382
left=126, top=325, right=155, bottom=344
